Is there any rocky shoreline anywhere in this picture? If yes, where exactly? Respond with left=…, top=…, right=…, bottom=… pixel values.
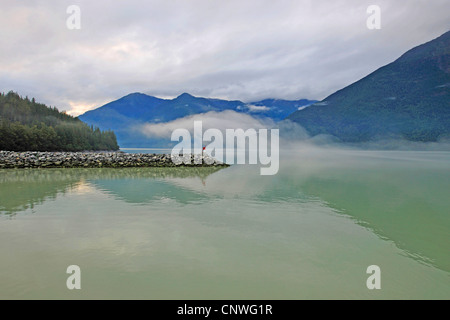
left=0, top=151, right=228, bottom=169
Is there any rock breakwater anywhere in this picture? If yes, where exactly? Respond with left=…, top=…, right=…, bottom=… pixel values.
left=0, top=151, right=228, bottom=169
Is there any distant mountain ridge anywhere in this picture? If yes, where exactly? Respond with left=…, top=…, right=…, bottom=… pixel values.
left=288, top=30, right=450, bottom=142
left=79, top=31, right=450, bottom=147
left=78, top=93, right=316, bottom=147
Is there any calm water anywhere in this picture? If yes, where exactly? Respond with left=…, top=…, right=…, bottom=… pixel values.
left=0, top=149, right=449, bottom=299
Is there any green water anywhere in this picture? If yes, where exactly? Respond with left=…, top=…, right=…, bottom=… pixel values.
left=0, top=150, right=449, bottom=299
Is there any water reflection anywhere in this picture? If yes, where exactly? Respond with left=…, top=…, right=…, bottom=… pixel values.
left=278, top=151, right=450, bottom=273
left=0, top=169, right=80, bottom=215
left=295, top=165, right=450, bottom=273
left=116, top=151, right=450, bottom=273
left=0, top=166, right=227, bottom=215
left=1, top=151, right=449, bottom=276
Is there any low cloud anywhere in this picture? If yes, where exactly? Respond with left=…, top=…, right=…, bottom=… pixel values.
left=246, top=105, right=271, bottom=112
left=297, top=105, right=311, bottom=111
left=137, top=110, right=274, bottom=139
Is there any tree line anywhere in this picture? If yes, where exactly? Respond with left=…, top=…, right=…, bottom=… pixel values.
left=0, top=91, right=119, bottom=151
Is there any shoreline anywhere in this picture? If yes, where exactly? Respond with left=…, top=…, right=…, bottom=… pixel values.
left=0, top=151, right=228, bottom=169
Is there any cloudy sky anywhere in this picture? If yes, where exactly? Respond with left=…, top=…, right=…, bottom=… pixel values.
left=0, top=0, right=449, bottom=116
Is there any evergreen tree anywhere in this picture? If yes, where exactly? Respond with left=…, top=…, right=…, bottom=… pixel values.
left=0, top=92, right=120, bottom=151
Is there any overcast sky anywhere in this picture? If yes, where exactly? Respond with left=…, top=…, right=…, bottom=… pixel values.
left=0, top=0, right=449, bottom=116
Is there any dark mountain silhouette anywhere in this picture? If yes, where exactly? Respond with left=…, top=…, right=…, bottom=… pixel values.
left=288, top=31, right=450, bottom=142
left=78, top=92, right=316, bottom=147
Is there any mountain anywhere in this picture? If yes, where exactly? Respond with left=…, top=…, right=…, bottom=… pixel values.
left=288, top=31, right=450, bottom=142
left=0, top=91, right=119, bottom=151
left=78, top=93, right=316, bottom=147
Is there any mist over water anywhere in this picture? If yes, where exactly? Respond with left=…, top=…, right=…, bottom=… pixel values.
left=0, top=148, right=449, bottom=299
left=277, top=120, right=450, bottom=151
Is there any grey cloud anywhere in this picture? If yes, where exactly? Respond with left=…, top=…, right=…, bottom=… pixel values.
left=0, top=0, right=449, bottom=115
